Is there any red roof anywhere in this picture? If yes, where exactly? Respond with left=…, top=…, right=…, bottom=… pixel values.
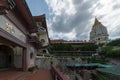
left=33, top=14, right=49, bottom=36
left=13, top=0, right=37, bottom=33
left=33, top=14, right=47, bottom=29
left=50, top=39, right=65, bottom=43
left=50, top=39, right=95, bottom=44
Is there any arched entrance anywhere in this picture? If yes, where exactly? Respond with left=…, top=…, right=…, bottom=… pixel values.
left=0, top=45, right=14, bottom=69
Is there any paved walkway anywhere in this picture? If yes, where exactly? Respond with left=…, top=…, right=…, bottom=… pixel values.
left=0, top=69, right=52, bottom=80
left=0, top=70, right=30, bottom=80
left=26, top=69, right=53, bottom=80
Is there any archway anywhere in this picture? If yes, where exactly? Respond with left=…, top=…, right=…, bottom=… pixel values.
left=43, top=50, right=47, bottom=54
left=0, top=45, right=14, bottom=69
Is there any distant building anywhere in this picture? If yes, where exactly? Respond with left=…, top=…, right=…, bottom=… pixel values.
left=50, top=39, right=95, bottom=44
left=90, top=18, right=109, bottom=44
left=50, top=39, right=96, bottom=56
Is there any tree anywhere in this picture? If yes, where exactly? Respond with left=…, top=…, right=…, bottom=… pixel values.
left=50, top=43, right=74, bottom=51
left=107, top=38, right=120, bottom=46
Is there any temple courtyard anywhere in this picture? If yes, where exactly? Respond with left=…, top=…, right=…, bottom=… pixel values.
left=0, top=69, right=52, bottom=80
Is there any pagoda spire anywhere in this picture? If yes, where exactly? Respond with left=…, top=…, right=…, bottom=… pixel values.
left=93, top=17, right=101, bottom=27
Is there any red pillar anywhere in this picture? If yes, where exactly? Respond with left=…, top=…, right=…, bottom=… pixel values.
left=22, top=48, right=27, bottom=71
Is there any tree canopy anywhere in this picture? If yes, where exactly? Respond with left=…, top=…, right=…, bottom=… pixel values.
left=107, top=38, right=120, bottom=46
left=49, top=43, right=98, bottom=51
left=99, top=38, right=120, bottom=59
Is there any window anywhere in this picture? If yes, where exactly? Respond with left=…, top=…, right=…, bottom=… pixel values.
left=43, top=50, right=46, bottom=54
left=41, top=39, right=45, bottom=43
left=30, top=52, right=34, bottom=59
left=98, top=38, right=100, bottom=40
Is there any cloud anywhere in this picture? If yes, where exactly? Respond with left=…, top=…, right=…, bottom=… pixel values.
left=113, top=4, right=120, bottom=10
left=45, top=0, right=120, bottom=40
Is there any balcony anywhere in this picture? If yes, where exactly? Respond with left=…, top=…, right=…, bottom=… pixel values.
left=28, top=33, right=42, bottom=48
left=0, top=0, right=15, bottom=15
left=0, top=0, right=9, bottom=14
left=28, top=33, right=38, bottom=42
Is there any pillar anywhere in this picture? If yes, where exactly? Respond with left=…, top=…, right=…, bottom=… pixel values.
left=22, top=48, right=27, bottom=71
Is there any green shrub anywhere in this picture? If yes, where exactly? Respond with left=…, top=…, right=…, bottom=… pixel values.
left=28, top=66, right=38, bottom=72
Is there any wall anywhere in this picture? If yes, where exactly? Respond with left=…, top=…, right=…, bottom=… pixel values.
left=39, top=33, right=49, bottom=47
left=36, top=58, right=51, bottom=70
left=0, top=15, right=26, bottom=43
left=14, top=46, right=23, bottom=68
left=38, top=48, right=49, bottom=54
left=27, top=43, right=36, bottom=68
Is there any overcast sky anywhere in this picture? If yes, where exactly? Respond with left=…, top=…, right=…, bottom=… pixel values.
left=26, top=0, right=120, bottom=40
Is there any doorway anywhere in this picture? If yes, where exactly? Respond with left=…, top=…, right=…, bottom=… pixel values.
left=0, top=45, right=14, bottom=69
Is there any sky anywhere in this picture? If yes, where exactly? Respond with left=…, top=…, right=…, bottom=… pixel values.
left=26, top=0, right=120, bottom=40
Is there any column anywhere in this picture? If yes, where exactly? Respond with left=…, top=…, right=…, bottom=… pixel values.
left=22, top=48, right=27, bottom=71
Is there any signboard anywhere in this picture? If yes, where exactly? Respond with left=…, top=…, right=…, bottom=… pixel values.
left=0, top=16, right=26, bottom=43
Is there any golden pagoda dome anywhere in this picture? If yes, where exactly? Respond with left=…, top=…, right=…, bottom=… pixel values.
left=93, top=18, right=101, bottom=27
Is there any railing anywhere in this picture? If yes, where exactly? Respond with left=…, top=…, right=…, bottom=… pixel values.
left=51, top=51, right=97, bottom=56
left=51, top=65, right=68, bottom=80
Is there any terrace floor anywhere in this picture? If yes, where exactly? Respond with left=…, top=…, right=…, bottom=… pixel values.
left=0, top=69, right=52, bottom=80
left=27, top=69, right=53, bottom=80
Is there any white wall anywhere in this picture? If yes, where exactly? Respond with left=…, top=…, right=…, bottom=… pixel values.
left=39, top=33, right=49, bottom=47
left=27, top=44, right=36, bottom=68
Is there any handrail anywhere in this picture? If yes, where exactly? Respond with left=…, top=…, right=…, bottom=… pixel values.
left=51, top=65, right=68, bottom=80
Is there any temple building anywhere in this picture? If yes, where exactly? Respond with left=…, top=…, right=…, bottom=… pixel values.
left=50, top=39, right=97, bottom=56
left=0, top=0, right=49, bottom=71
left=90, top=18, right=109, bottom=44
left=33, top=14, right=49, bottom=54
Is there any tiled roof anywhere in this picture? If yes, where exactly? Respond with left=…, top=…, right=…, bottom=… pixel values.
left=50, top=39, right=95, bottom=44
